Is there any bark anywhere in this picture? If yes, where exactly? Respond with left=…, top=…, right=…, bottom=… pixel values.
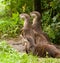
left=34, top=0, right=41, bottom=13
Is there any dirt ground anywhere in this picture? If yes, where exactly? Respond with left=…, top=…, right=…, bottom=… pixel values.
left=5, top=35, right=28, bottom=53
left=4, top=35, right=60, bottom=53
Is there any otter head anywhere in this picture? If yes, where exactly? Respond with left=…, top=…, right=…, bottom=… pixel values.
left=30, top=11, right=41, bottom=19
left=20, top=13, right=31, bottom=30
left=20, top=13, right=30, bottom=20
left=30, top=11, right=42, bottom=33
left=30, top=11, right=41, bottom=26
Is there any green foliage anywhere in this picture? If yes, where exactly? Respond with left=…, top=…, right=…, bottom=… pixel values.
left=0, top=0, right=33, bottom=38
left=0, top=0, right=60, bottom=44
left=0, top=12, right=24, bottom=38
left=0, top=41, right=39, bottom=63
left=41, top=0, right=60, bottom=44
left=1, top=0, right=33, bottom=14
left=0, top=41, right=60, bottom=63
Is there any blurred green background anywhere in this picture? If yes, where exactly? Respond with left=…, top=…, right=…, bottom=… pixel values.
left=0, top=0, right=60, bottom=44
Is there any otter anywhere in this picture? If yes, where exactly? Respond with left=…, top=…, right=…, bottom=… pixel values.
left=20, top=13, right=60, bottom=58
left=30, top=11, right=60, bottom=58
left=30, top=11, right=42, bottom=33
left=20, top=13, right=35, bottom=53
left=30, top=11, right=51, bottom=43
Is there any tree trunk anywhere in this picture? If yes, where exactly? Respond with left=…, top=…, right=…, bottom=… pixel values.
left=34, top=0, right=41, bottom=13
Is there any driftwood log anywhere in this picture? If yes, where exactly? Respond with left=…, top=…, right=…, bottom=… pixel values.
left=20, top=12, right=60, bottom=58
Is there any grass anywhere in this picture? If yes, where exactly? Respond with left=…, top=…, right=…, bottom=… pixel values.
left=0, top=41, right=38, bottom=63
left=0, top=41, right=60, bottom=63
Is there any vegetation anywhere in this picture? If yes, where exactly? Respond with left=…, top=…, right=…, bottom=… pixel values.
left=41, top=0, right=60, bottom=44
left=0, top=41, right=60, bottom=63
left=0, top=0, right=60, bottom=44
left=0, top=41, right=38, bottom=63
left=0, top=0, right=60, bottom=62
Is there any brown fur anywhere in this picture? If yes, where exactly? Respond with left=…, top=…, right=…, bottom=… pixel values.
left=30, top=11, right=60, bottom=57
left=20, top=13, right=36, bottom=53
left=30, top=11, right=51, bottom=42
left=33, top=43, right=60, bottom=58
left=20, top=12, right=60, bottom=58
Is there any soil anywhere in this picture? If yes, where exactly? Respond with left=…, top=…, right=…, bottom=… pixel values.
left=3, top=35, right=60, bottom=53
left=5, top=35, right=28, bottom=53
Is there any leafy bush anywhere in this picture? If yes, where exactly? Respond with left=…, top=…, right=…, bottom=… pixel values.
left=41, top=0, right=60, bottom=44
left=0, top=12, right=23, bottom=38
left=1, top=0, right=33, bottom=14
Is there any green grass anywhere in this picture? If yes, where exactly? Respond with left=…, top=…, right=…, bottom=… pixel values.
left=0, top=41, right=60, bottom=63
left=0, top=41, right=38, bottom=63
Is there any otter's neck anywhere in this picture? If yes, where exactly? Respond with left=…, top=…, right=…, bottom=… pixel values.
left=32, top=16, right=42, bottom=32
left=33, top=16, right=41, bottom=27
left=33, top=16, right=40, bottom=24
left=23, top=18, right=30, bottom=29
